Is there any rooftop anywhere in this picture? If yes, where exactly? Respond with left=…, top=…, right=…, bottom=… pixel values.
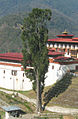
left=48, top=51, right=64, bottom=56
left=48, top=30, right=78, bottom=43
left=0, top=52, right=23, bottom=62
left=2, top=105, right=21, bottom=112
left=48, top=38, right=78, bottom=43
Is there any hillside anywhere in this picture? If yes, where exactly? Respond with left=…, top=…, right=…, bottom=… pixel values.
left=0, top=9, right=78, bottom=52
left=18, top=73, right=78, bottom=109
left=0, top=0, right=78, bottom=52
left=43, top=74, right=78, bottom=108
left=20, top=74, right=78, bottom=109
left=0, top=14, right=24, bottom=53
left=0, top=0, right=78, bottom=19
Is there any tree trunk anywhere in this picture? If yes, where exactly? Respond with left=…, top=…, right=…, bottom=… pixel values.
left=36, top=69, right=42, bottom=113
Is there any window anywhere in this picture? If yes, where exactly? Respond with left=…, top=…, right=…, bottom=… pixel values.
left=23, top=73, right=25, bottom=77
left=67, top=49, right=70, bottom=55
left=16, top=79, right=18, bottom=81
left=11, top=70, right=17, bottom=76
left=52, top=65, right=54, bottom=69
left=22, top=79, right=24, bottom=82
left=3, top=70, right=5, bottom=74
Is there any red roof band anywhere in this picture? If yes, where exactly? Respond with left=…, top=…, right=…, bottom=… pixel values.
left=0, top=53, right=23, bottom=62
left=48, top=38, right=78, bottom=43
left=48, top=51, right=64, bottom=56
left=48, top=31, right=78, bottom=43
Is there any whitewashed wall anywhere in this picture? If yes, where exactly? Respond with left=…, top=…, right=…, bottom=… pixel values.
left=64, top=52, right=71, bottom=57
left=77, top=53, right=78, bottom=58
left=0, top=61, right=32, bottom=91
left=66, top=63, right=78, bottom=71
left=0, top=61, right=77, bottom=91
left=45, top=63, right=68, bottom=86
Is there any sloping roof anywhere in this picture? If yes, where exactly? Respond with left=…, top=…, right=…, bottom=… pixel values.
left=48, top=48, right=56, bottom=51
left=2, top=106, right=21, bottom=112
left=0, top=53, right=23, bottom=62
left=53, top=56, right=78, bottom=64
left=54, top=56, right=72, bottom=60
left=72, top=37, right=78, bottom=41
left=56, top=34, right=74, bottom=37
left=48, top=38, right=78, bottom=43
left=48, top=51, right=64, bottom=56
left=48, top=31, right=78, bottom=43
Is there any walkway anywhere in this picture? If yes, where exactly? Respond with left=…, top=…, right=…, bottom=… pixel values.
left=0, top=89, right=78, bottom=115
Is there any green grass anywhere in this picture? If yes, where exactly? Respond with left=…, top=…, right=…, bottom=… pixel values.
left=34, top=113, right=64, bottom=119
left=0, top=4, right=78, bottom=53
left=18, top=74, right=78, bottom=109
left=43, top=75, right=78, bottom=108
left=18, top=90, right=36, bottom=99
left=0, top=91, right=35, bottom=113
left=0, top=74, right=78, bottom=114
left=0, top=110, right=5, bottom=119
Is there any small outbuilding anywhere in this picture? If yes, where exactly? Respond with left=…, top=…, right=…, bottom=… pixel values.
left=1, top=105, right=23, bottom=119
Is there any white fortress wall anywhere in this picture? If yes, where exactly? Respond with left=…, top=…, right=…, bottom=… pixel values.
left=0, top=60, right=77, bottom=91
left=0, top=61, right=32, bottom=91
left=45, top=63, right=69, bottom=87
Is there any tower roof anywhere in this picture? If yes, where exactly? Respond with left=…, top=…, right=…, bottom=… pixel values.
left=48, top=31, right=78, bottom=43
left=62, top=29, right=68, bottom=34
left=56, top=30, right=74, bottom=38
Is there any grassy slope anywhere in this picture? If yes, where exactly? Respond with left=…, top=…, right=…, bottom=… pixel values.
left=0, top=91, right=35, bottom=113
left=43, top=75, right=78, bottom=108
left=20, top=74, right=78, bottom=109
left=0, top=75, right=78, bottom=118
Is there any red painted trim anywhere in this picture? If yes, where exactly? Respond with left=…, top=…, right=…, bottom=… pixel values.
left=0, top=62, right=21, bottom=67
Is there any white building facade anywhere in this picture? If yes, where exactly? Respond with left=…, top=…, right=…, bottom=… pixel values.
left=0, top=52, right=77, bottom=91
left=0, top=61, right=32, bottom=91
left=47, top=31, right=78, bottom=58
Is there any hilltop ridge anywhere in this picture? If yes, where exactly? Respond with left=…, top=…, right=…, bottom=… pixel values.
left=0, top=0, right=78, bottom=52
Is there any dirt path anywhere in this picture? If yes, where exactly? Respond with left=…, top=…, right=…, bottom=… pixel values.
left=46, top=106, right=78, bottom=114
left=0, top=89, right=78, bottom=115
left=63, top=115, right=75, bottom=119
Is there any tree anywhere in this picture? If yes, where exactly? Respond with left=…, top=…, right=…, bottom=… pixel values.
left=21, top=8, right=52, bottom=112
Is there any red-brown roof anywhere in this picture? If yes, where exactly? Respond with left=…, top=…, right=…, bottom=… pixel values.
left=53, top=56, right=78, bottom=64
left=48, top=32, right=78, bottom=43
left=72, top=37, right=78, bottom=41
left=0, top=53, right=23, bottom=61
left=48, top=51, right=64, bottom=56
left=48, top=38, right=78, bottom=43
left=48, top=48, right=56, bottom=51
left=56, top=34, right=74, bottom=37
left=54, top=56, right=71, bottom=60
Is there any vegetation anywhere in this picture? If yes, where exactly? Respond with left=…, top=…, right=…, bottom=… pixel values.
left=21, top=8, right=52, bottom=112
left=43, top=75, right=78, bottom=108
left=0, top=91, right=35, bottom=113
left=0, top=0, right=78, bottom=18
left=0, top=110, right=5, bottom=119
left=19, top=74, right=78, bottom=109
left=0, top=10, right=78, bottom=53
left=43, top=74, right=72, bottom=107
left=0, top=1, right=78, bottom=52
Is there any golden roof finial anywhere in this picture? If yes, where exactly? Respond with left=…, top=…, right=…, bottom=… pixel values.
left=62, top=29, right=68, bottom=34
